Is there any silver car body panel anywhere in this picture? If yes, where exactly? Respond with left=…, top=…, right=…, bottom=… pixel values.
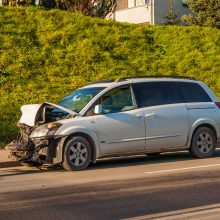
left=143, top=103, right=189, bottom=151
left=185, top=102, right=220, bottom=148
left=55, top=116, right=101, bottom=158
left=53, top=79, right=220, bottom=160
left=19, top=104, right=42, bottom=126
left=94, top=108, right=145, bottom=155
left=16, top=78, right=220, bottom=163
left=19, top=102, right=77, bottom=127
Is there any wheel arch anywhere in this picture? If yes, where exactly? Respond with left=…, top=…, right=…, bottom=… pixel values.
left=187, top=121, right=218, bottom=148
left=193, top=124, right=217, bottom=138
left=55, top=131, right=100, bottom=164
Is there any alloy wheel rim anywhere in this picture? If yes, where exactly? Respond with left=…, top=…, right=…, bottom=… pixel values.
left=68, top=142, right=88, bottom=166
left=196, top=132, right=213, bottom=153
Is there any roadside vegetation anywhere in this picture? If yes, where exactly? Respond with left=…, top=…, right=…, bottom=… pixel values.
left=0, top=7, right=220, bottom=147
left=2, top=0, right=117, bottom=18
left=182, top=0, right=220, bottom=29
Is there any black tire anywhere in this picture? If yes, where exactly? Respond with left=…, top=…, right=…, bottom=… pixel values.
left=146, top=153, right=160, bottom=157
left=62, top=136, right=92, bottom=171
left=190, top=127, right=216, bottom=158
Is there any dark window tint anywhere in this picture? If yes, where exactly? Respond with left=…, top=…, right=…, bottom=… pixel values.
left=177, top=82, right=212, bottom=103
left=132, top=82, right=182, bottom=108
left=85, top=86, right=135, bottom=116
left=100, top=86, right=135, bottom=114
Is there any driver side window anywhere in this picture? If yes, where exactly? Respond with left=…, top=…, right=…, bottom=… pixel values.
left=85, top=85, right=136, bottom=116
left=100, top=86, right=136, bottom=114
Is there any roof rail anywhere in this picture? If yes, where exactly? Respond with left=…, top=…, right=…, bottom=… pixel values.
left=116, top=75, right=196, bottom=82
left=87, top=79, right=115, bottom=85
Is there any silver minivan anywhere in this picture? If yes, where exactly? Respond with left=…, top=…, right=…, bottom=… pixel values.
left=7, top=76, right=220, bottom=170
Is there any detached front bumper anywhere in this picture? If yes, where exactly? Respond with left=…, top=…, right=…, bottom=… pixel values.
left=6, top=136, right=60, bottom=166
left=31, top=137, right=59, bottom=164
left=6, top=121, right=65, bottom=167
left=6, top=139, right=34, bottom=161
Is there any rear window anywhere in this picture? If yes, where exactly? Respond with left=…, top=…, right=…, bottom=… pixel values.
left=177, top=82, right=212, bottom=103
left=132, top=82, right=182, bottom=108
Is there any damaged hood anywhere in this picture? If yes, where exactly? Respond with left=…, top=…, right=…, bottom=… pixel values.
left=19, top=102, right=78, bottom=127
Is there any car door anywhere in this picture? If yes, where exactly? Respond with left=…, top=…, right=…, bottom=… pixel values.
left=132, top=81, right=189, bottom=151
left=94, top=85, right=146, bottom=155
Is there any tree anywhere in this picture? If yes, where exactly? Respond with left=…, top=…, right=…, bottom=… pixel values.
left=164, top=3, right=180, bottom=25
left=54, top=0, right=117, bottom=18
left=4, top=0, right=116, bottom=18
left=182, top=0, right=220, bottom=28
left=4, top=0, right=36, bottom=7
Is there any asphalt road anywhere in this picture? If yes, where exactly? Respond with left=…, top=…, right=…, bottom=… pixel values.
left=2, top=151, right=220, bottom=219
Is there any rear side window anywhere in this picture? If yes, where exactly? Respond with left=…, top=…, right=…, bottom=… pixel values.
left=177, top=82, right=212, bottom=103
left=132, top=82, right=182, bottom=108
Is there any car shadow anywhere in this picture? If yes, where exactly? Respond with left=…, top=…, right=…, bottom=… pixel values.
left=0, top=161, right=20, bottom=169
left=1, top=150, right=220, bottom=177
left=0, top=165, right=65, bottom=178
left=88, top=149, right=220, bottom=170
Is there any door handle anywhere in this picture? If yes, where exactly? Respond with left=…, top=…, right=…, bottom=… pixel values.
left=145, top=113, right=156, bottom=118
left=134, top=114, right=142, bottom=118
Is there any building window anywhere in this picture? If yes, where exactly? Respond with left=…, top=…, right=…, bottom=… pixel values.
left=136, top=0, right=144, bottom=6
left=136, top=0, right=150, bottom=6
left=116, top=0, right=128, bottom=10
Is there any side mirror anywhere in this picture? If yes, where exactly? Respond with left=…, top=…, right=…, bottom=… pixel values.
left=94, top=104, right=102, bottom=115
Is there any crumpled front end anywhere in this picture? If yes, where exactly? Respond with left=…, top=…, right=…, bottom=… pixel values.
left=6, top=124, right=36, bottom=163
left=6, top=102, right=77, bottom=167
left=6, top=124, right=59, bottom=166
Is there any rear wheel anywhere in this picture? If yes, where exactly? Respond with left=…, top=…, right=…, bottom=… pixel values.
left=190, top=127, right=216, bottom=158
left=62, top=136, right=92, bottom=171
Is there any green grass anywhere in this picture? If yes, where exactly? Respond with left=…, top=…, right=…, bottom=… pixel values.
left=0, top=7, right=220, bottom=147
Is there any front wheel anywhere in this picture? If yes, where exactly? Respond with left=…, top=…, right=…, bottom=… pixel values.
left=190, top=127, right=216, bottom=158
left=62, top=136, right=92, bottom=171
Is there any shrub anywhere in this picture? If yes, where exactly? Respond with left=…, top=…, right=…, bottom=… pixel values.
left=0, top=7, right=220, bottom=147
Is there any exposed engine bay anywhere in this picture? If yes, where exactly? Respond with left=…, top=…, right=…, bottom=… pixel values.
left=6, top=102, right=77, bottom=167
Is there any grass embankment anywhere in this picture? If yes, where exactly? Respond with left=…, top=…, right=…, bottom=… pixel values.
left=0, top=7, right=220, bottom=147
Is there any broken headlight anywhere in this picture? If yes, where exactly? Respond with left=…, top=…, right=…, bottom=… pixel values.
left=30, top=122, right=62, bottom=138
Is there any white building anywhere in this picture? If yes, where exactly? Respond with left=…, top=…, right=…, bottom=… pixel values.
left=113, top=0, right=191, bottom=25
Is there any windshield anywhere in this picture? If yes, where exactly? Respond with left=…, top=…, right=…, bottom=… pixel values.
left=58, top=87, right=105, bottom=113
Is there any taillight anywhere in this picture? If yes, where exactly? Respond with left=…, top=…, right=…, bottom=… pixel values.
left=215, top=102, right=220, bottom=109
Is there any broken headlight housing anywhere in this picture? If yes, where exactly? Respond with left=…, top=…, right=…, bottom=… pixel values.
left=30, top=122, right=62, bottom=138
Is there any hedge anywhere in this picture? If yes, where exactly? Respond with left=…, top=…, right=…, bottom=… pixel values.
left=0, top=7, right=220, bottom=147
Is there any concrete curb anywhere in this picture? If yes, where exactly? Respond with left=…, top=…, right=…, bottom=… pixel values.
left=0, top=149, right=20, bottom=168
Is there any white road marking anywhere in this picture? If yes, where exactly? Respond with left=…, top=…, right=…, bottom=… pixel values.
left=144, top=163, right=220, bottom=174
left=121, top=203, right=220, bottom=220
